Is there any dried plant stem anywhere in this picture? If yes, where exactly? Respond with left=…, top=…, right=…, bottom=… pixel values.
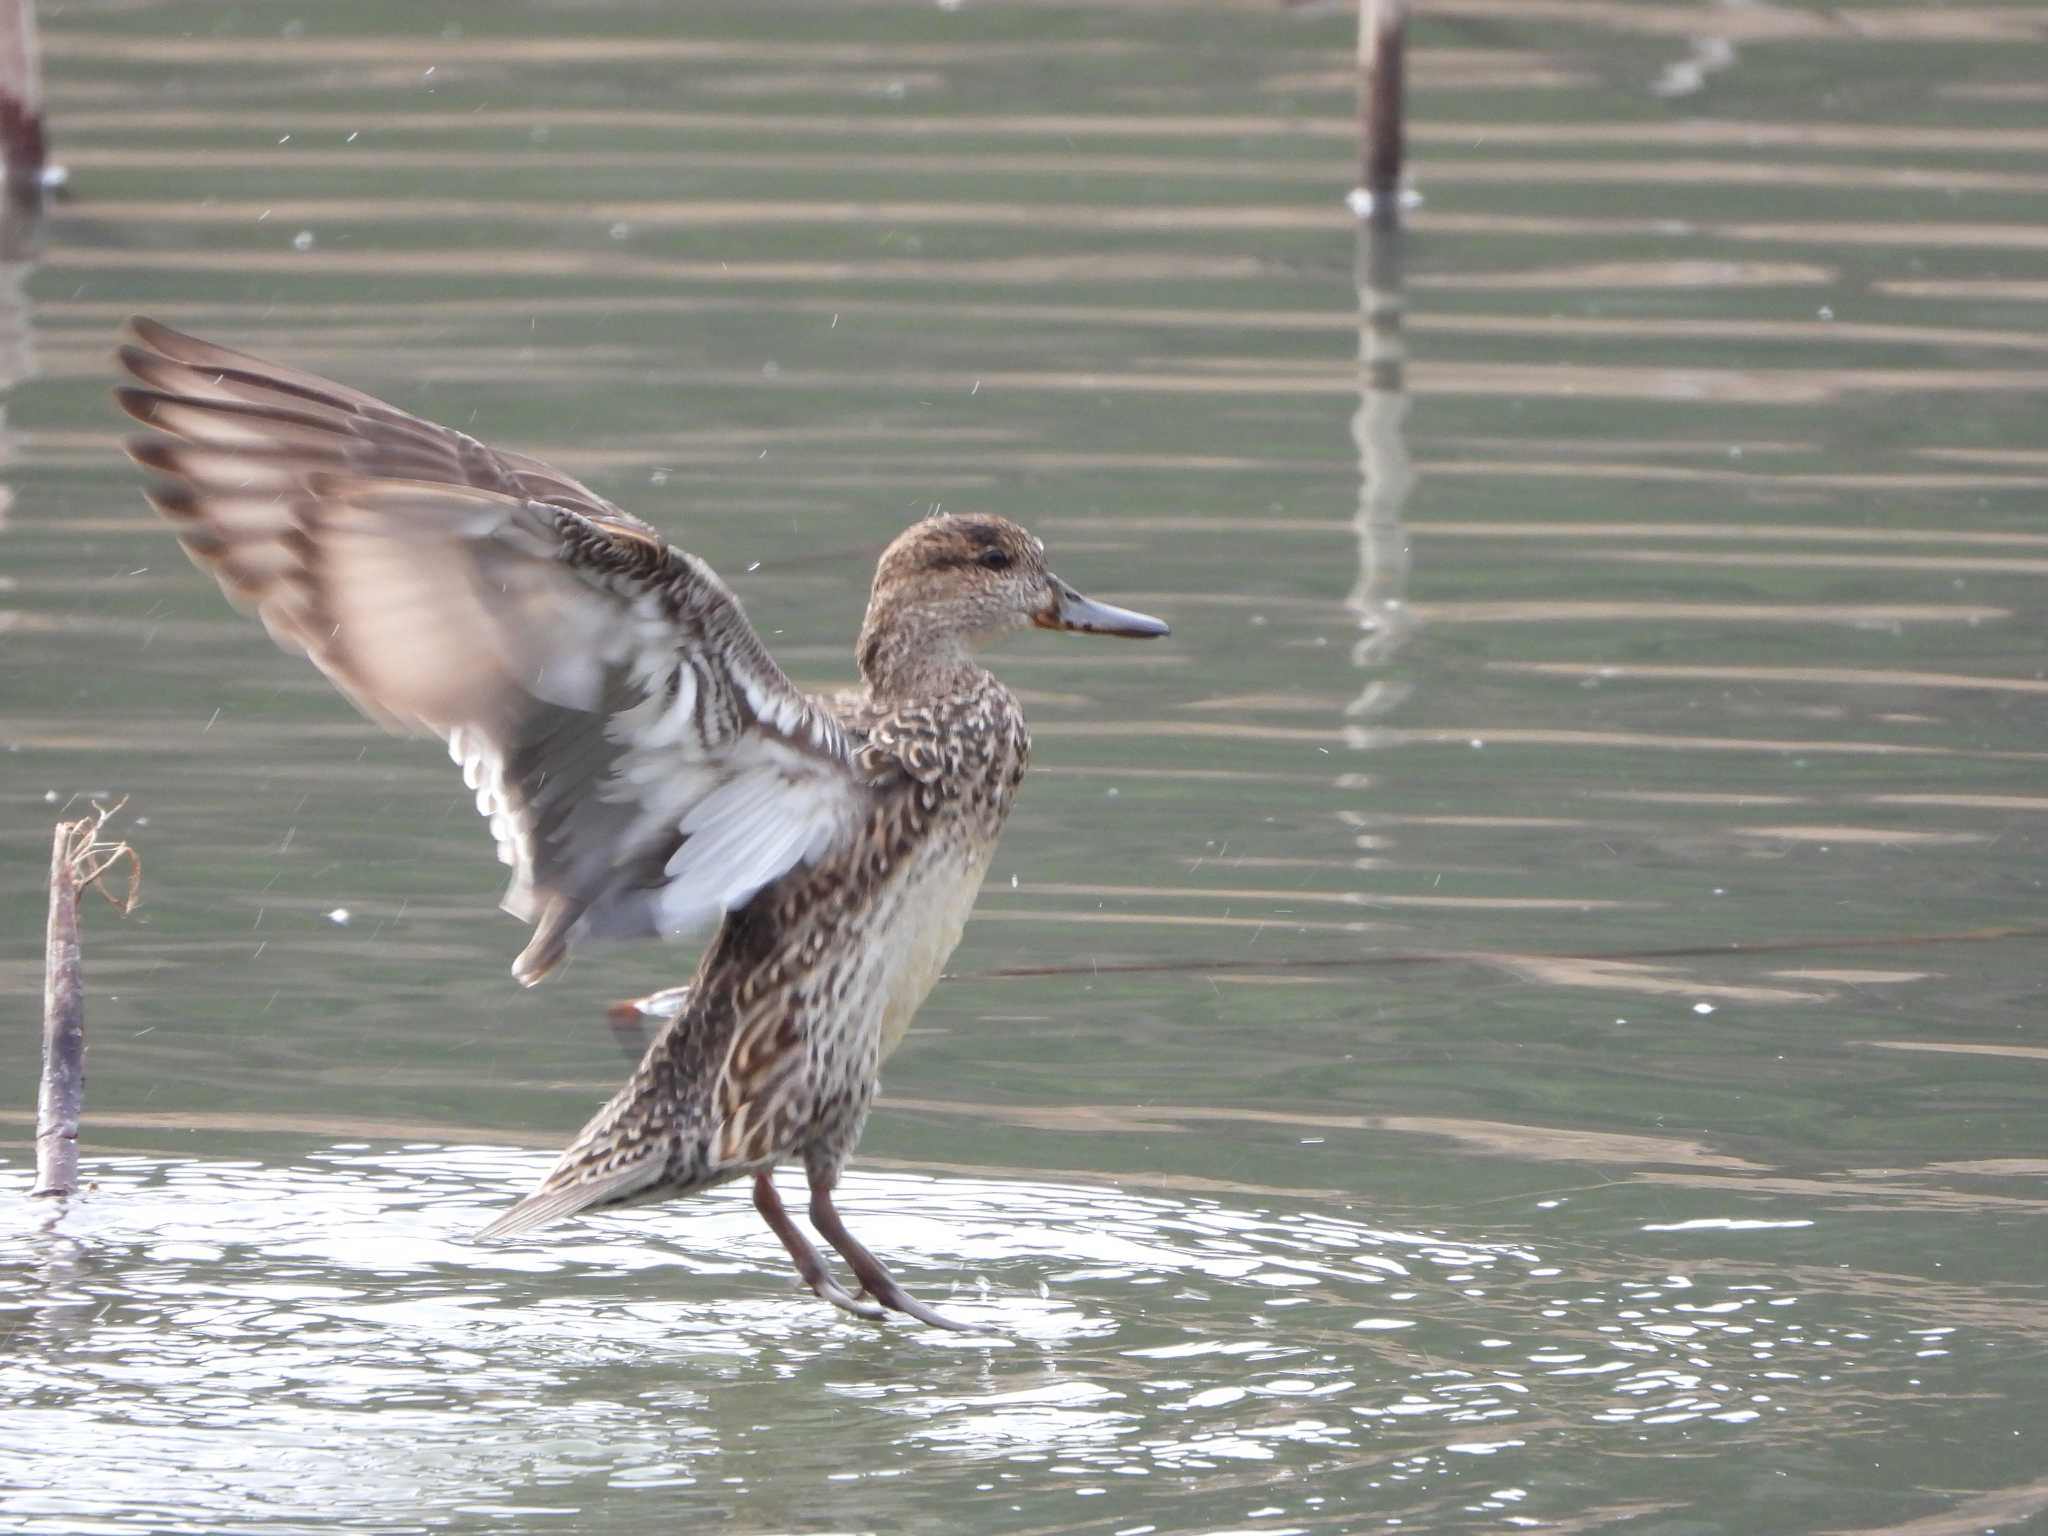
left=33, top=823, right=84, bottom=1196
left=32, top=799, right=140, bottom=1199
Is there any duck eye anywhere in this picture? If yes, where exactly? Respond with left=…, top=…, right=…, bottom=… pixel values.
left=979, top=548, right=1012, bottom=571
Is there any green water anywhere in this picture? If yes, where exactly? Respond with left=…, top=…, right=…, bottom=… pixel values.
left=4, top=2, right=2046, bottom=1532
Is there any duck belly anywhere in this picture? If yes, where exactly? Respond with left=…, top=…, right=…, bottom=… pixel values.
left=869, top=845, right=994, bottom=1061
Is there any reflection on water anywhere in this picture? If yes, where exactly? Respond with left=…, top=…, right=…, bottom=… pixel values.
left=0, top=1145, right=1987, bottom=1530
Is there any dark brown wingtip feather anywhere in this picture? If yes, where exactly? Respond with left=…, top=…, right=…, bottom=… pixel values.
left=128, top=386, right=351, bottom=444
left=125, top=435, right=180, bottom=473
left=127, top=314, right=204, bottom=357
left=141, top=483, right=200, bottom=524
left=113, top=342, right=152, bottom=385
left=115, top=343, right=201, bottom=398
left=163, top=527, right=264, bottom=603
left=127, top=317, right=305, bottom=386
left=115, top=385, right=174, bottom=429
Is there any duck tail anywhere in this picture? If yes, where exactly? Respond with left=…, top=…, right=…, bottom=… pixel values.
left=475, top=1149, right=667, bottom=1241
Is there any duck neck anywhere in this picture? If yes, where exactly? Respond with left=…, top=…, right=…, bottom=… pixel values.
left=857, top=609, right=981, bottom=699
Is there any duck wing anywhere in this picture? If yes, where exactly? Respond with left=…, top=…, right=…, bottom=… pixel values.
left=117, top=317, right=869, bottom=986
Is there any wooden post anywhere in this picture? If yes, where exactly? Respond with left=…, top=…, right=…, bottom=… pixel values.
left=31, top=804, right=140, bottom=1199
left=1356, top=0, right=1407, bottom=229
left=0, top=0, right=47, bottom=207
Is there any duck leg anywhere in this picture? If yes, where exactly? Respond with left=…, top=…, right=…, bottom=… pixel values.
left=806, top=1166, right=984, bottom=1333
left=751, top=1172, right=885, bottom=1323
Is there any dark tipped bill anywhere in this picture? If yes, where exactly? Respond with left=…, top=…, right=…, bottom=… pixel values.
left=1035, top=577, right=1170, bottom=639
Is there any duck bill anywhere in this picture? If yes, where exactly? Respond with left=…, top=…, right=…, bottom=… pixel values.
left=1033, top=577, right=1171, bottom=639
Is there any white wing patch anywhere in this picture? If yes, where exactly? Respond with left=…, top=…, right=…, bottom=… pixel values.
left=449, top=726, right=523, bottom=873
left=654, top=738, right=860, bottom=937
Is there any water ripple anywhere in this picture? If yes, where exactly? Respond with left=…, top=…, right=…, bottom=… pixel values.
left=0, top=1146, right=1996, bottom=1529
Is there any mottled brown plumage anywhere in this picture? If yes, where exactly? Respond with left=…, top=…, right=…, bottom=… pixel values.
left=116, top=318, right=1168, bottom=1329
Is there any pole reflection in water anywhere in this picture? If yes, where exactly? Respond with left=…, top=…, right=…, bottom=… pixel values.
left=1346, top=219, right=1415, bottom=731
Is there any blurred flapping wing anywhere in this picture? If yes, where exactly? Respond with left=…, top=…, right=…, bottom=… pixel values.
left=117, top=318, right=867, bottom=985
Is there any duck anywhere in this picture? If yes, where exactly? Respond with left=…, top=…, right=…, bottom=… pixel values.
left=115, top=318, right=1169, bottom=1330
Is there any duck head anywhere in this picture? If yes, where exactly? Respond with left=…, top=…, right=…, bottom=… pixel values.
left=858, top=513, right=1168, bottom=688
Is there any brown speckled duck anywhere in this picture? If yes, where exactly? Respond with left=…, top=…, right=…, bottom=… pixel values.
left=116, top=318, right=1168, bottom=1330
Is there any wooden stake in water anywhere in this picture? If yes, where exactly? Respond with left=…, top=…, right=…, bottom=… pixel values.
left=1356, top=0, right=1407, bottom=229
left=0, top=0, right=49, bottom=209
left=32, top=801, right=140, bottom=1199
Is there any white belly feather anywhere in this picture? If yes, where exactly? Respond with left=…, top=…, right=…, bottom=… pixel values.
left=871, top=846, right=994, bottom=1060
